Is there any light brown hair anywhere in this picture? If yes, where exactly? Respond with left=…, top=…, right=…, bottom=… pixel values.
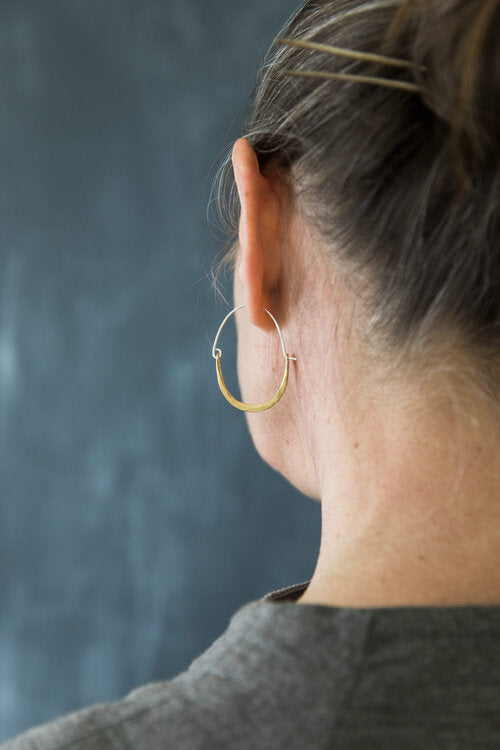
left=212, top=0, right=500, bottom=417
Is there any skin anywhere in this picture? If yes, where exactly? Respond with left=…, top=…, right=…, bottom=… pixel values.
left=231, top=136, right=500, bottom=608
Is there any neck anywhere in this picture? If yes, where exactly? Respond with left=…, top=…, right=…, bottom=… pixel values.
left=297, top=381, right=500, bottom=609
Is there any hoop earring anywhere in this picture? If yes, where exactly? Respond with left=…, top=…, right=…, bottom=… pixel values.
left=212, top=305, right=297, bottom=413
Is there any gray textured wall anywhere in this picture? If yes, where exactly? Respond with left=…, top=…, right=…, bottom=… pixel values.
left=0, top=0, right=320, bottom=740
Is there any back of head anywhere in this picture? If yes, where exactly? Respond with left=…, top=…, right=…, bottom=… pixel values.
left=214, top=0, right=500, bottom=422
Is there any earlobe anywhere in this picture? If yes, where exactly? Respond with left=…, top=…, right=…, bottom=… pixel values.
left=232, top=138, right=281, bottom=332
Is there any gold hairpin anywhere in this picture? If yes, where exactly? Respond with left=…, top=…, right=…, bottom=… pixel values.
left=277, top=37, right=425, bottom=94
left=282, top=68, right=422, bottom=93
left=277, top=37, right=425, bottom=71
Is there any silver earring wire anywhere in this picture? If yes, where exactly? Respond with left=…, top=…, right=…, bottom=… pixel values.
left=212, top=305, right=297, bottom=361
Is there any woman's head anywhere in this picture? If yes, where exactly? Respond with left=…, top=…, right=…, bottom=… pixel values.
left=212, top=0, right=500, bottom=496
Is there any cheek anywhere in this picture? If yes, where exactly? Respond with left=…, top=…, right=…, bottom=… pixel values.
left=233, top=308, right=286, bottom=471
left=245, top=408, right=287, bottom=474
left=246, top=406, right=317, bottom=499
left=238, top=342, right=294, bottom=480
left=232, top=269, right=316, bottom=496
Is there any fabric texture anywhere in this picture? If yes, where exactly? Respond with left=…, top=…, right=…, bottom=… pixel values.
left=3, top=579, right=500, bottom=749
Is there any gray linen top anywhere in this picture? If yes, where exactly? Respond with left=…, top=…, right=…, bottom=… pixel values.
left=2, top=580, right=500, bottom=749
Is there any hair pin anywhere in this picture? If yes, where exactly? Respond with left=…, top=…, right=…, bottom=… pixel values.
left=281, top=67, right=423, bottom=93
left=276, top=37, right=426, bottom=72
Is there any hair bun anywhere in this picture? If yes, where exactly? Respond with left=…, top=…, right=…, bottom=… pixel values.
left=388, top=0, right=500, bottom=176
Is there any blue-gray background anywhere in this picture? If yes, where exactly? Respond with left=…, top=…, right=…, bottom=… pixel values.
left=0, top=0, right=320, bottom=740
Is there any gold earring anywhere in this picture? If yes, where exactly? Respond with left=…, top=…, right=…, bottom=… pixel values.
left=212, top=305, right=297, bottom=413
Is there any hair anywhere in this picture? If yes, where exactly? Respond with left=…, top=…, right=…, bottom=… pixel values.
left=211, top=0, right=500, bottom=423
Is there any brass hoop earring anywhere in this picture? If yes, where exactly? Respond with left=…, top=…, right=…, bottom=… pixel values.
left=212, top=305, right=297, bottom=413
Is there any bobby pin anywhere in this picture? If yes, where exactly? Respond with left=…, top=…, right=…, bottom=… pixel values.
left=277, top=37, right=426, bottom=72
left=282, top=67, right=423, bottom=93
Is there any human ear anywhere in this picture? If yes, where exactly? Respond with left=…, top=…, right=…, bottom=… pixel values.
left=231, top=138, right=282, bottom=332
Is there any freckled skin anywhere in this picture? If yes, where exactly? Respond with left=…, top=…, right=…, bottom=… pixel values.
left=231, top=135, right=500, bottom=608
